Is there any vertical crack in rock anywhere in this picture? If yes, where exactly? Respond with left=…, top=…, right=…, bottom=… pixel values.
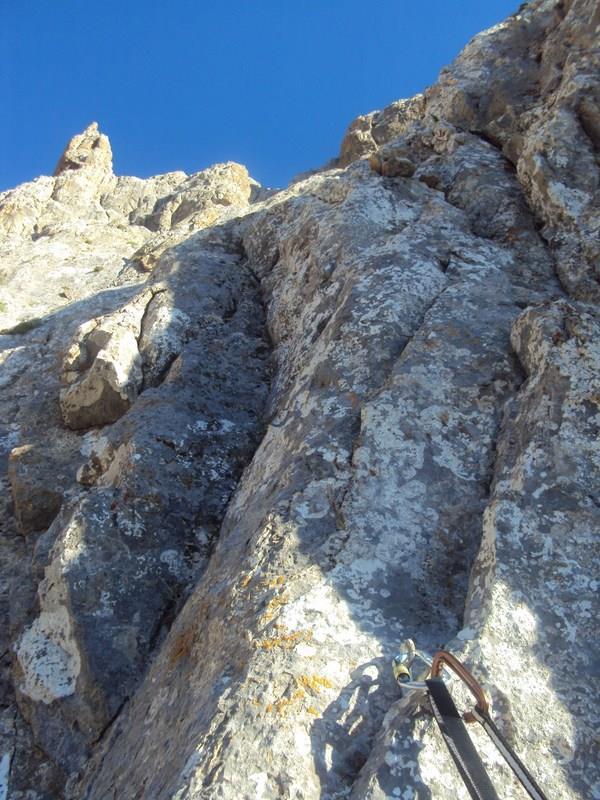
left=135, top=286, right=167, bottom=389
left=459, top=301, right=600, bottom=798
left=76, top=124, right=564, bottom=798
left=9, top=227, right=273, bottom=776
left=1, top=1, right=598, bottom=798
left=359, top=300, right=600, bottom=800
left=0, top=141, right=265, bottom=796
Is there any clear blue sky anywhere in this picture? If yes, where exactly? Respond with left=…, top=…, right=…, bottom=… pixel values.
left=2, top=1, right=519, bottom=190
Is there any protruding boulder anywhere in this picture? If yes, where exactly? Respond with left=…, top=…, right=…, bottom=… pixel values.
left=339, top=95, right=425, bottom=166
left=8, top=446, right=64, bottom=535
left=140, top=162, right=255, bottom=232
left=369, top=148, right=416, bottom=178
left=59, top=291, right=152, bottom=430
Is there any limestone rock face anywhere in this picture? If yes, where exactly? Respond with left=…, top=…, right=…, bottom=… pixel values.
left=0, top=1, right=599, bottom=799
left=0, top=140, right=253, bottom=333
left=369, top=149, right=416, bottom=178
left=351, top=0, right=600, bottom=302
left=13, top=232, right=271, bottom=773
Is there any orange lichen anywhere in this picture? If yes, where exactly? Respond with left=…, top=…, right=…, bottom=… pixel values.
left=261, top=592, right=290, bottom=622
left=168, top=625, right=196, bottom=667
left=265, top=689, right=305, bottom=715
left=298, top=674, right=334, bottom=693
left=255, top=628, right=313, bottom=650
left=262, top=575, right=285, bottom=589
left=258, top=672, right=332, bottom=717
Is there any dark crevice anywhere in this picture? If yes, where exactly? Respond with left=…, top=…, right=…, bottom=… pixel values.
left=135, top=286, right=166, bottom=353
left=462, top=125, right=571, bottom=299
left=437, top=254, right=450, bottom=273
left=576, top=101, right=600, bottom=153
left=469, top=128, right=503, bottom=150
left=155, top=435, right=177, bottom=452
left=92, top=697, right=130, bottom=748
left=147, top=589, right=184, bottom=655
left=222, top=297, right=238, bottom=322
left=480, top=355, right=527, bottom=507
left=243, top=259, right=263, bottom=286
left=142, top=351, right=179, bottom=392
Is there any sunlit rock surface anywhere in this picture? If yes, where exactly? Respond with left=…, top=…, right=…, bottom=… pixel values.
left=0, top=1, right=598, bottom=798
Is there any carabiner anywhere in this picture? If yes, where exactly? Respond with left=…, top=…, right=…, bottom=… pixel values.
left=392, top=639, right=434, bottom=691
left=430, top=650, right=489, bottom=723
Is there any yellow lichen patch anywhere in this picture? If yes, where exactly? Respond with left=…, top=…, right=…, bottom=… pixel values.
left=262, top=675, right=333, bottom=717
left=262, top=575, right=286, bottom=589
left=240, top=573, right=253, bottom=589
left=265, top=689, right=305, bottom=716
left=255, top=628, right=313, bottom=650
left=261, top=591, right=290, bottom=622
left=298, top=674, right=334, bottom=693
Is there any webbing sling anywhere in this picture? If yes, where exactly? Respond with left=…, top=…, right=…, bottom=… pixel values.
left=469, top=706, right=548, bottom=800
left=426, top=678, right=500, bottom=800
left=430, top=651, right=549, bottom=800
left=393, top=644, right=549, bottom=800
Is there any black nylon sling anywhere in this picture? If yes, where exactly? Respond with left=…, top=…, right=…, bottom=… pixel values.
left=470, top=706, right=549, bottom=800
left=426, top=678, right=500, bottom=800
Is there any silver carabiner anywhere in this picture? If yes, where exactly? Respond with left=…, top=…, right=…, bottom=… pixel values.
left=392, top=639, right=432, bottom=691
left=392, top=639, right=454, bottom=692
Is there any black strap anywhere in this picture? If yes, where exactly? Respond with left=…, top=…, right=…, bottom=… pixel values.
left=470, top=706, right=549, bottom=800
left=426, top=678, right=500, bottom=800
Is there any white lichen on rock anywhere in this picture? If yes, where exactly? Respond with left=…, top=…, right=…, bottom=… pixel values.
left=15, top=607, right=81, bottom=705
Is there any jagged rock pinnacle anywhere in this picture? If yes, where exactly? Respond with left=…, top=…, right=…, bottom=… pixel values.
left=53, top=121, right=113, bottom=176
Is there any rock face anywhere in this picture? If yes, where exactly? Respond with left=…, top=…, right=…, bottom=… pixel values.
left=0, top=1, right=598, bottom=799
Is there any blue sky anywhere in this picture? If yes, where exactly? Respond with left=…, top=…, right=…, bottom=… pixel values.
left=2, top=1, right=519, bottom=190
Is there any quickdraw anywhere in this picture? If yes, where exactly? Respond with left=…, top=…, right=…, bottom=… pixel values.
left=392, top=641, right=549, bottom=800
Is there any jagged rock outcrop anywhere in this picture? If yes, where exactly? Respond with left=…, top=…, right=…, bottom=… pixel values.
left=0, top=131, right=256, bottom=333
left=53, top=122, right=113, bottom=176
left=59, top=292, right=150, bottom=429
left=0, top=1, right=598, bottom=799
left=0, top=138, right=266, bottom=796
